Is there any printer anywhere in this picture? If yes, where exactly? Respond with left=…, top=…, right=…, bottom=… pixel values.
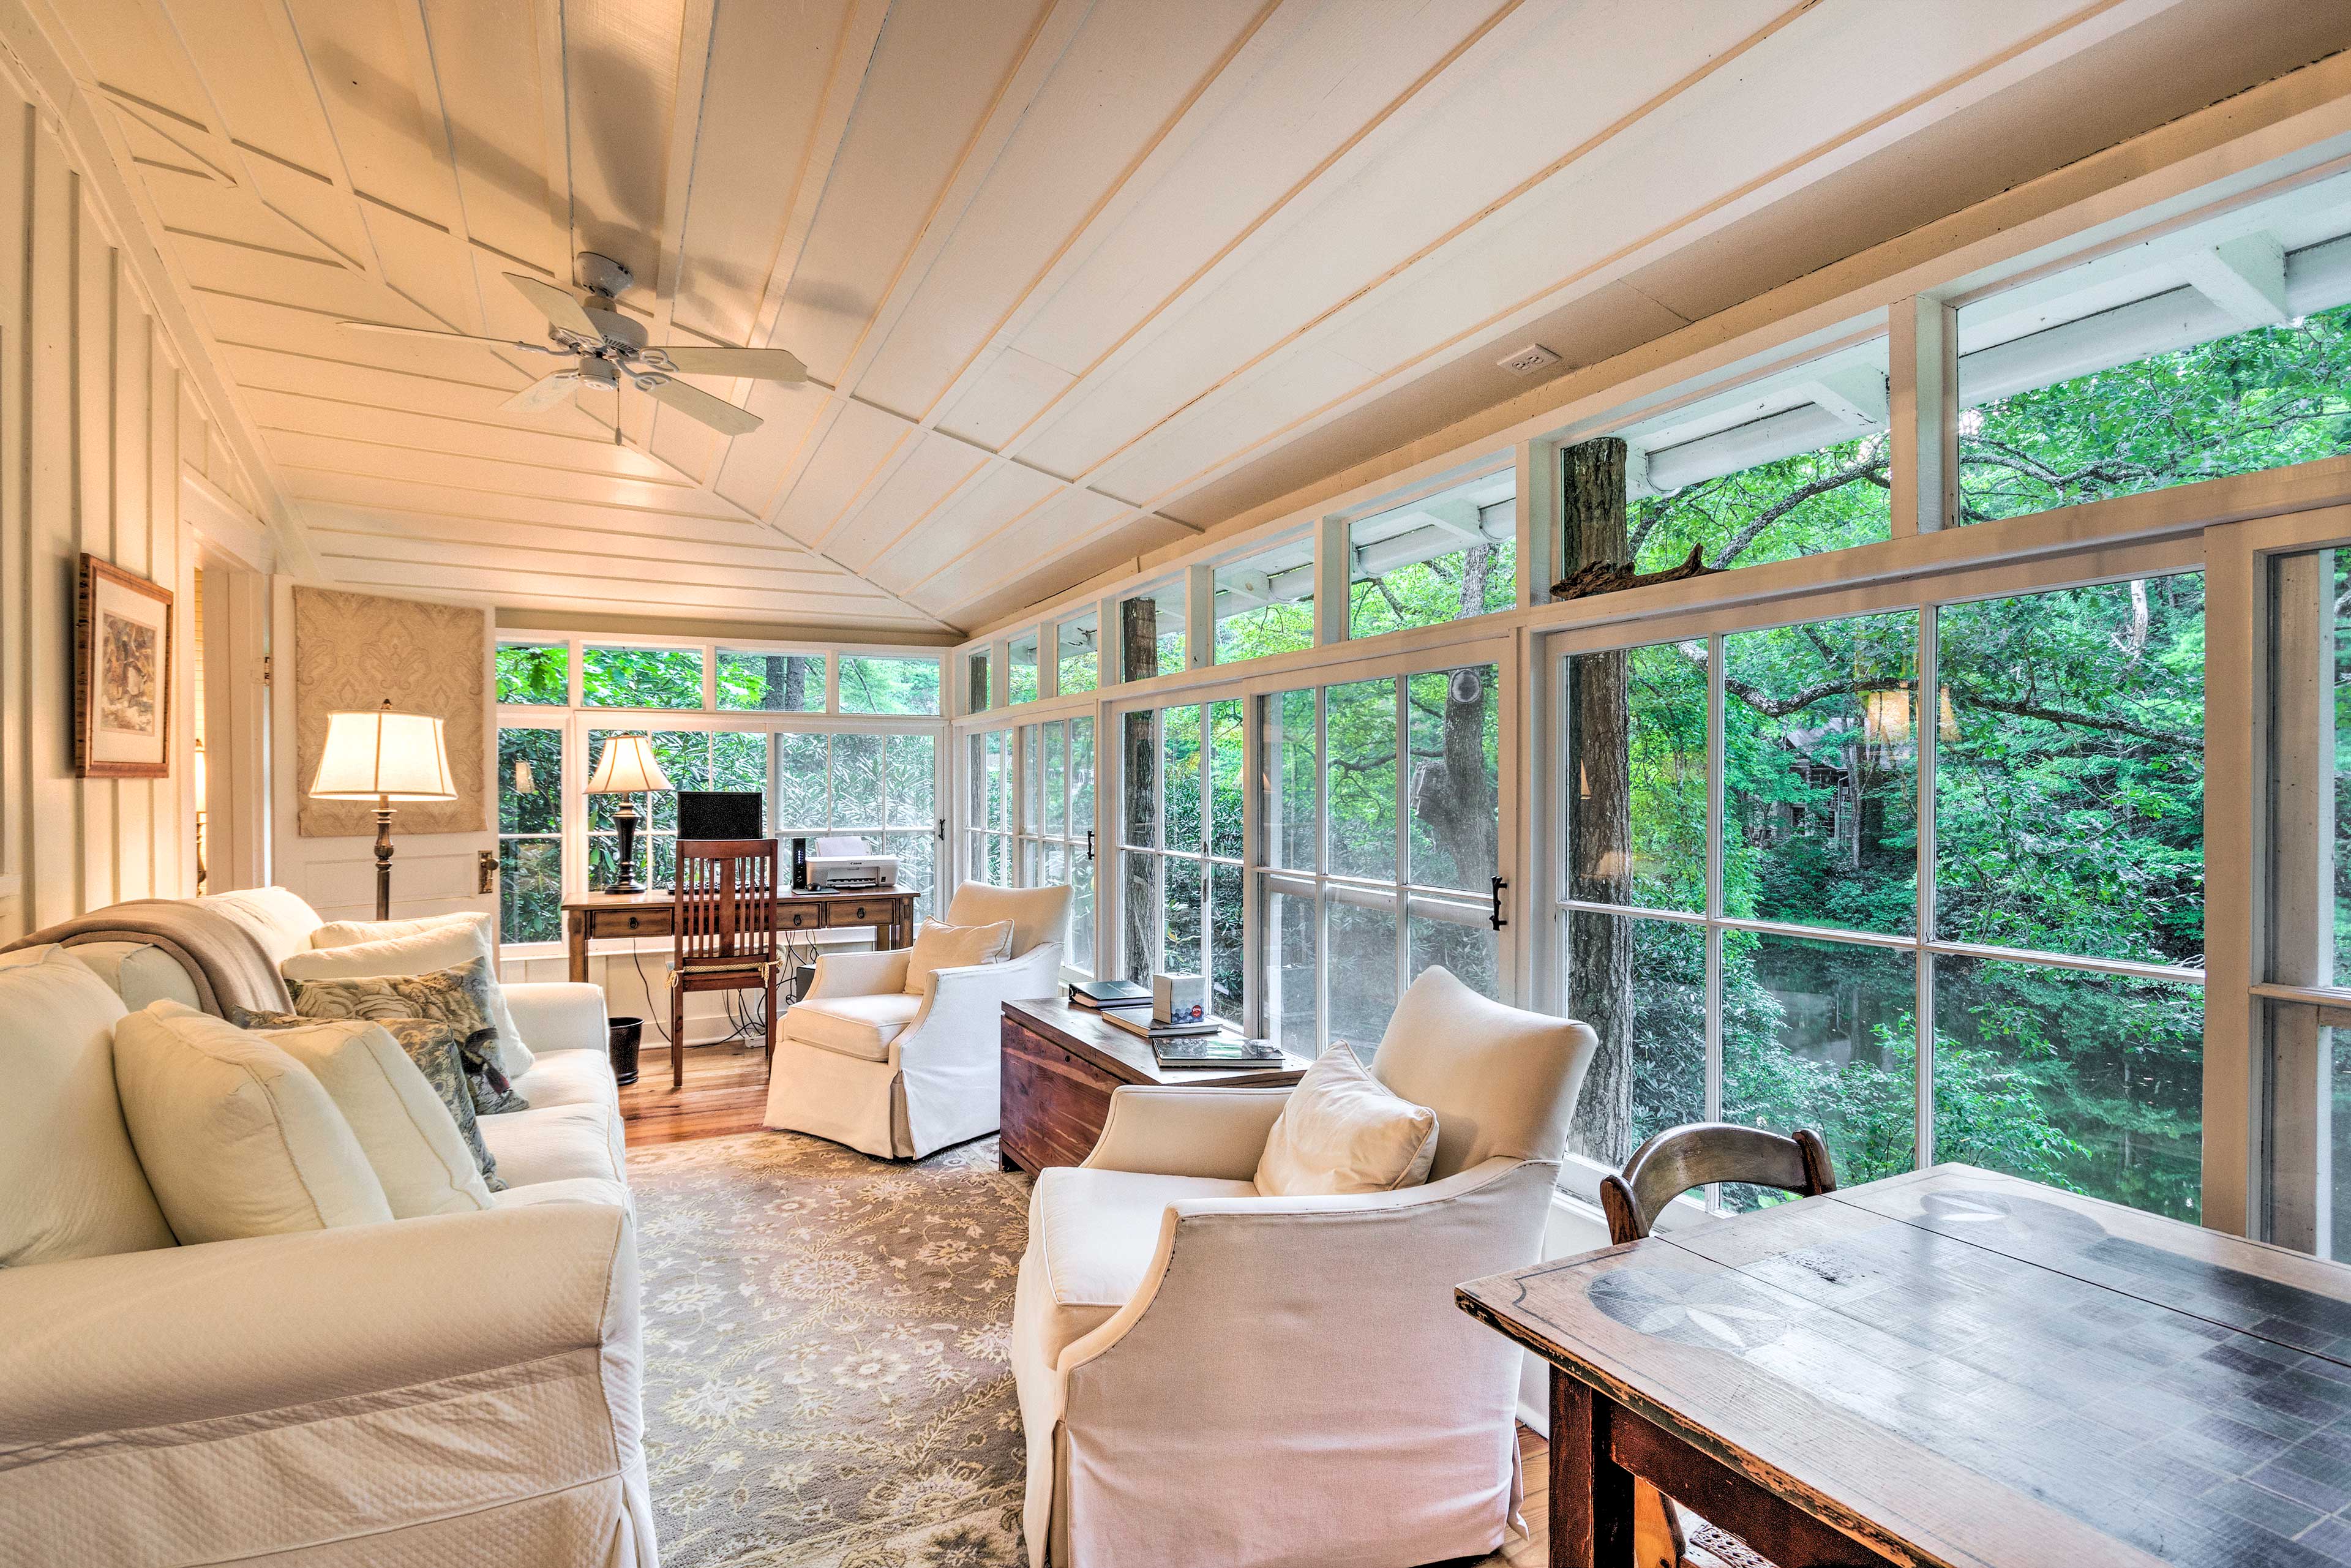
left=801, top=835, right=898, bottom=891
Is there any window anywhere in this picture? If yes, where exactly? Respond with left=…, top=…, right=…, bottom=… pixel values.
left=1018, top=717, right=1097, bottom=975
left=1117, top=581, right=1186, bottom=681
left=585, top=729, right=710, bottom=890
left=840, top=654, right=941, bottom=715
left=1057, top=615, right=1099, bottom=696
left=1008, top=631, right=1040, bottom=705
left=1120, top=702, right=1245, bottom=1019
left=1256, top=664, right=1503, bottom=1054
left=967, top=650, right=993, bottom=713
left=582, top=645, right=703, bottom=709
left=716, top=650, right=824, bottom=712
left=1957, top=220, right=2351, bottom=525
left=1617, top=336, right=1891, bottom=577
left=1213, top=536, right=1313, bottom=664
left=1562, top=574, right=2205, bottom=1218
left=773, top=731, right=940, bottom=921
left=1346, top=471, right=1517, bottom=638
left=496, top=642, right=567, bottom=705
left=966, top=729, right=1014, bottom=884
left=498, top=726, right=562, bottom=943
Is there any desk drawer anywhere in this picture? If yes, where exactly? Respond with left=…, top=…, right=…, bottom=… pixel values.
left=775, top=902, right=823, bottom=931
left=588, top=906, right=673, bottom=939
left=824, top=897, right=890, bottom=928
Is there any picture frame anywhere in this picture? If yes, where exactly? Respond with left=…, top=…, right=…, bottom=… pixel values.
left=75, top=553, right=173, bottom=779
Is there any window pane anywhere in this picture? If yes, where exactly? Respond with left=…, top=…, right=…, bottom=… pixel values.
left=1057, top=615, right=1099, bottom=696
left=499, top=838, right=561, bottom=944
left=1213, top=536, right=1314, bottom=664
left=1265, top=688, right=1318, bottom=871
left=1622, top=337, right=1891, bottom=576
left=840, top=655, right=940, bottom=715
left=887, top=734, right=935, bottom=829
left=1120, top=848, right=1160, bottom=983
left=1163, top=706, right=1202, bottom=853
left=1008, top=632, right=1040, bottom=705
left=1070, top=716, right=1095, bottom=833
left=833, top=733, right=883, bottom=829
left=1263, top=883, right=1318, bottom=1051
left=1934, top=958, right=2201, bottom=1220
left=967, top=651, right=992, bottom=713
left=1348, top=470, right=1516, bottom=638
left=582, top=645, right=703, bottom=709
left=1069, top=849, right=1095, bottom=976
left=709, top=731, right=766, bottom=797
left=1408, top=665, right=1498, bottom=892
left=1959, top=272, right=2351, bottom=525
left=499, top=728, right=561, bottom=836
left=1723, top=931, right=1916, bottom=1196
left=1326, top=898, right=1398, bottom=1062
left=1723, top=610, right=1919, bottom=936
left=1021, top=838, right=1040, bottom=886
left=1163, top=858, right=1204, bottom=978
left=1042, top=722, right=1065, bottom=835
left=1937, top=577, right=2203, bottom=959
left=1564, top=911, right=1706, bottom=1168
left=497, top=642, right=567, bottom=705
left=715, top=650, right=823, bottom=712
left=984, top=731, right=1007, bottom=830
left=1119, top=713, right=1157, bottom=853
left=774, top=732, right=827, bottom=831
left=1119, top=582, right=1185, bottom=680
left=1569, top=640, right=1708, bottom=914
left=1409, top=906, right=1497, bottom=1000
left=885, top=829, right=937, bottom=923
left=1326, top=678, right=1398, bottom=882
left=1210, top=863, right=1243, bottom=1023
left=1209, top=700, right=1245, bottom=861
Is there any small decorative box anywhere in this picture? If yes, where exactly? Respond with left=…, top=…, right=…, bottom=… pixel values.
left=1152, top=972, right=1207, bottom=1025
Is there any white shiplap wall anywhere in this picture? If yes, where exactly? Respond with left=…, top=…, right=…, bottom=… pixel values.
left=0, top=83, right=259, bottom=943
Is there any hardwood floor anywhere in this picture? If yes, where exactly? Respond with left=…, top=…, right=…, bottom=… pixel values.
left=615, top=1035, right=1556, bottom=1566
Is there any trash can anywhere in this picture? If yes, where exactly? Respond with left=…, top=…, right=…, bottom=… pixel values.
left=608, top=1017, right=643, bottom=1086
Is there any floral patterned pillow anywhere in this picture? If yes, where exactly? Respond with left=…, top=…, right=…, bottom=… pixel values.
left=279, top=956, right=530, bottom=1115
left=229, top=1008, right=508, bottom=1189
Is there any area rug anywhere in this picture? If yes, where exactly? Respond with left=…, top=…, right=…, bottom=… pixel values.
left=630, top=1130, right=1542, bottom=1568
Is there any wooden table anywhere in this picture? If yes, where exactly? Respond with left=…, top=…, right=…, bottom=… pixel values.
left=999, top=998, right=1309, bottom=1174
left=1458, top=1164, right=2351, bottom=1568
left=561, top=885, right=915, bottom=987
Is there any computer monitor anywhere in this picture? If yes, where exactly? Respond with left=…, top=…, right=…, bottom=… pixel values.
left=677, top=790, right=763, bottom=841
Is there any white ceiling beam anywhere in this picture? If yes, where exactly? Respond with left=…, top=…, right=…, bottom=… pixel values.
left=2178, top=230, right=2290, bottom=327
left=1795, top=364, right=1890, bottom=430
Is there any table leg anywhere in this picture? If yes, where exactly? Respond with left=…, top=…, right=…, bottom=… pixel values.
left=1551, top=1367, right=1635, bottom=1568
left=567, top=911, right=589, bottom=985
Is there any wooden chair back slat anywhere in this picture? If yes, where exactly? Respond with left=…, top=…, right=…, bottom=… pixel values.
left=673, top=838, right=778, bottom=970
left=1599, top=1122, right=1837, bottom=1244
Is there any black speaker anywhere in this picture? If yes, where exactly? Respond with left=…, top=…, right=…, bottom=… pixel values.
left=790, top=836, right=808, bottom=890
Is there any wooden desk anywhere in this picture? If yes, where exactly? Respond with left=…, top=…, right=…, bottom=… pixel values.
left=998, top=997, right=1308, bottom=1174
left=1459, top=1164, right=2351, bottom=1568
left=561, top=886, right=914, bottom=985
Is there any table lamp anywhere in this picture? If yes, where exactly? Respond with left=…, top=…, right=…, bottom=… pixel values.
left=309, top=699, right=458, bottom=920
left=587, top=733, right=671, bottom=895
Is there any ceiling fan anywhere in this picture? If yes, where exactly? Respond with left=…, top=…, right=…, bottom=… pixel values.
left=337, top=252, right=805, bottom=438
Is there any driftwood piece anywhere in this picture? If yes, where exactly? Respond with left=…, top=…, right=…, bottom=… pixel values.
left=1549, top=544, right=1722, bottom=601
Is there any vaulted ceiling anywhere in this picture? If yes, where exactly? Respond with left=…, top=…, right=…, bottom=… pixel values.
left=30, top=0, right=2347, bottom=636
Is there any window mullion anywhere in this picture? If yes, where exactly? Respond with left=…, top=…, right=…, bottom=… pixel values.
left=1916, top=607, right=1940, bottom=1172
left=1393, top=676, right=1411, bottom=1007
left=1704, top=631, right=1725, bottom=1134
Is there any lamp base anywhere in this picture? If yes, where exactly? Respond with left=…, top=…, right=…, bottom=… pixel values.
left=606, top=803, right=647, bottom=895
left=373, top=804, right=396, bottom=921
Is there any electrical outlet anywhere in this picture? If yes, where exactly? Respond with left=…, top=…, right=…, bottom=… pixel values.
left=1496, top=343, right=1561, bottom=377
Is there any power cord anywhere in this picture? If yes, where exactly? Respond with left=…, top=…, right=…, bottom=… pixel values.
left=631, top=925, right=821, bottom=1050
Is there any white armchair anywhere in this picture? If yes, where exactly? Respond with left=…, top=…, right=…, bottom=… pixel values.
left=762, top=880, right=1072, bottom=1159
left=1010, top=967, right=1595, bottom=1568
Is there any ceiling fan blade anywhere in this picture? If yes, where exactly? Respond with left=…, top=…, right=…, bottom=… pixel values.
left=504, top=272, right=599, bottom=338
left=639, top=375, right=763, bottom=437
left=500, top=372, right=579, bottom=414
left=647, top=345, right=807, bottom=383
left=339, top=320, right=533, bottom=347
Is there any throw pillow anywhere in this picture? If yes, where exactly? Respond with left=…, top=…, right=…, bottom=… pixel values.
left=283, top=915, right=532, bottom=1076
left=112, top=1001, right=394, bottom=1244
left=901, top=919, right=1014, bottom=996
left=1254, top=1043, right=1439, bottom=1198
left=253, top=1018, right=496, bottom=1218
left=231, top=1008, right=507, bottom=1190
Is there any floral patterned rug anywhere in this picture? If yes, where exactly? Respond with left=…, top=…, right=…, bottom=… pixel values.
left=630, top=1131, right=1033, bottom=1568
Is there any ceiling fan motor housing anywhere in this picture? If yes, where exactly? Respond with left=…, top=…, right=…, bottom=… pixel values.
left=574, top=250, right=633, bottom=300
left=582, top=306, right=648, bottom=353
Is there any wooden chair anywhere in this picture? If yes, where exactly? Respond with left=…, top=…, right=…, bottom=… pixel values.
left=1600, top=1123, right=1837, bottom=1568
left=667, top=838, right=781, bottom=1089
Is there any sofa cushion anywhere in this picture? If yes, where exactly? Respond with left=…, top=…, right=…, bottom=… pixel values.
left=284, top=917, right=531, bottom=1077
left=478, top=1101, right=626, bottom=1190
left=1254, top=1042, right=1438, bottom=1197
left=510, top=1047, right=620, bottom=1112
left=492, top=1174, right=632, bottom=1213
left=1029, top=1166, right=1258, bottom=1357
left=113, top=1002, right=393, bottom=1244
left=261, top=1018, right=497, bottom=1219
left=0, top=947, right=174, bottom=1266
left=54, top=940, right=203, bottom=1010
left=192, top=887, right=322, bottom=969
left=285, top=956, right=525, bottom=1084
left=782, top=992, right=923, bottom=1062
left=901, top=919, right=1013, bottom=996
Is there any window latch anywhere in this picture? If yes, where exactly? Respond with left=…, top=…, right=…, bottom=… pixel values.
left=936, top=816, right=945, bottom=842
left=1490, top=875, right=1509, bottom=932
left=1086, top=828, right=1097, bottom=863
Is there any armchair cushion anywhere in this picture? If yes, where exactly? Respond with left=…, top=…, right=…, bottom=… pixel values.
left=1031, top=1166, right=1257, bottom=1360
left=1254, top=1043, right=1437, bottom=1197
left=1370, top=965, right=1598, bottom=1180
left=782, top=992, right=923, bottom=1062
left=902, top=918, right=1013, bottom=994
left=945, top=879, right=1071, bottom=957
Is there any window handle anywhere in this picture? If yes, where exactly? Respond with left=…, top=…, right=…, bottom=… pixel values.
left=1490, top=875, right=1509, bottom=932
left=936, top=817, right=945, bottom=842
left=1086, top=828, right=1097, bottom=863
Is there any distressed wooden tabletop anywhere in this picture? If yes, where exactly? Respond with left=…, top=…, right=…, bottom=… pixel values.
left=1458, top=1164, right=2351, bottom=1568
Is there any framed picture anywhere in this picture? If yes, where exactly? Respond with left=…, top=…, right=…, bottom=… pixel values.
left=75, top=553, right=173, bottom=779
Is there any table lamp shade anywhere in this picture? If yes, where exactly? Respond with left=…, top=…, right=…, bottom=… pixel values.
left=309, top=707, right=457, bottom=801
left=587, top=733, right=672, bottom=794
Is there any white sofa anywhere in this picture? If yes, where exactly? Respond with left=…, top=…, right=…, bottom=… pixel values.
left=0, top=888, right=656, bottom=1567
left=763, top=880, right=1072, bottom=1159
left=1010, top=967, right=1596, bottom=1568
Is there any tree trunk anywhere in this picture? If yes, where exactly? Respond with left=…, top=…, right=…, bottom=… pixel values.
left=1121, top=710, right=1161, bottom=982
left=1122, top=596, right=1159, bottom=684
left=1415, top=546, right=1499, bottom=892
left=765, top=654, right=806, bottom=713
left=1562, top=438, right=1637, bottom=1165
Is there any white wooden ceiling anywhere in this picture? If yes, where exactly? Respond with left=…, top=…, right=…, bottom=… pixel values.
left=29, top=0, right=2345, bottom=635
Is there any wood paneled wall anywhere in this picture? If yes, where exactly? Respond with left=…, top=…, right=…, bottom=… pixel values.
left=0, top=85, right=260, bottom=943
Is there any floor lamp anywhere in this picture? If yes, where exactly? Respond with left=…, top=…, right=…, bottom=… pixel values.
left=310, top=700, right=458, bottom=920
left=586, top=733, right=672, bottom=895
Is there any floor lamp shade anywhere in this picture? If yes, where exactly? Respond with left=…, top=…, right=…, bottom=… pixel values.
left=587, top=733, right=672, bottom=895
left=309, top=702, right=459, bottom=918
